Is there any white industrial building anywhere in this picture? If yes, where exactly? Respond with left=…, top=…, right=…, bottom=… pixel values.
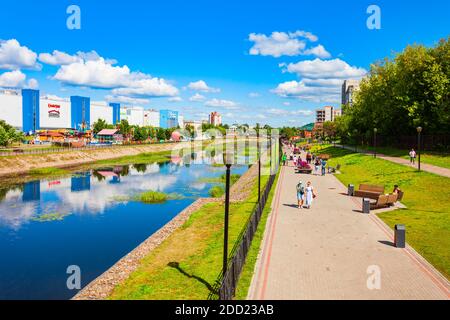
left=0, top=89, right=183, bottom=132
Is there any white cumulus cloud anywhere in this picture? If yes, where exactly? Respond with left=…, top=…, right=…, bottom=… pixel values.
left=186, top=80, right=220, bottom=93
left=303, top=45, right=331, bottom=59
left=274, top=58, right=367, bottom=102
left=105, top=95, right=150, bottom=106
left=0, top=70, right=26, bottom=87
left=281, top=58, right=367, bottom=79
left=248, top=30, right=329, bottom=58
left=0, top=39, right=40, bottom=70
left=168, top=96, right=183, bottom=102
left=52, top=54, right=179, bottom=97
left=249, top=31, right=307, bottom=58
left=205, top=98, right=238, bottom=109
left=189, top=93, right=206, bottom=102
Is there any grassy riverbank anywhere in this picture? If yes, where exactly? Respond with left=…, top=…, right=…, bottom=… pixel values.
left=321, top=146, right=450, bottom=279
left=312, top=143, right=450, bottom=169
left=109, top=166, right=277, bottom=300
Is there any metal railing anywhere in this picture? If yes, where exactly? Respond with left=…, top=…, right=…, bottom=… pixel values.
left=208, top=172, right=277, bottom=300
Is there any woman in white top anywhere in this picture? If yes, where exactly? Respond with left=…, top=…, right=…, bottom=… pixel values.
left=304, top=181, right=316, bottom=209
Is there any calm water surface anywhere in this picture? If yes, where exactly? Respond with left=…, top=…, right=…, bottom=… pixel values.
left=0, top=159, right=247, bottom=300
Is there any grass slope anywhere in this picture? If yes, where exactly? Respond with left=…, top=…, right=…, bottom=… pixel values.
left=322, top=146, right=450, bottom=279
left=110, top=169, right=274, bottom=300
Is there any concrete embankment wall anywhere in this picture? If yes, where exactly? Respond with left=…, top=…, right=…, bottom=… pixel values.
left=0, top=142, right=192, bottom=178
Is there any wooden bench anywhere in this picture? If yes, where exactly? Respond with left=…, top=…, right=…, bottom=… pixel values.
left=354, top=184, right=385, bottom=199
left=370, top=193, right=398, bottom=210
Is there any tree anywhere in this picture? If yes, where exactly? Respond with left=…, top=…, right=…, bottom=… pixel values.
left=93, top=119, right=111, bottom=134
left=133, top=126, right=149, bottom=141
left=156, top=128, right=166, bottom=141
left=322, top=121, right=337, bottom=142
left=118, top=119, right=131, bottom=138
left=342, top=37, right=450, bottom=143
left=0, top=120, right=24, bottom=147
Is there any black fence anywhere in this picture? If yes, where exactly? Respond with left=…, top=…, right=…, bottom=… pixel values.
left=208, top=172, right=277, bottom=300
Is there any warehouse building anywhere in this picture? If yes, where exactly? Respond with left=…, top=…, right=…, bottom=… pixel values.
left=0, top=89, right=181, bottom=133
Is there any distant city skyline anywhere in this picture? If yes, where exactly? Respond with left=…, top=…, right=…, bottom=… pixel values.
left=1, top=0, right=449, bottom=127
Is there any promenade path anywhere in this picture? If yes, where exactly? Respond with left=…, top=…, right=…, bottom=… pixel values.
left=338, top=144, right=450, bottom=178
left=248, top=150, right=449, bottom=300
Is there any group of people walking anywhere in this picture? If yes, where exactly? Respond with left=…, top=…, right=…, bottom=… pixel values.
left=296, top=180, right=316, bottom=209
left=282, top=144, right=319, bottom=209
left=282, top=151, right=327, bottom=176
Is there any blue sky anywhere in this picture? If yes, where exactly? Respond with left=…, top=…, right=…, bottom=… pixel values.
left=0, top=0, right=449, bottom=127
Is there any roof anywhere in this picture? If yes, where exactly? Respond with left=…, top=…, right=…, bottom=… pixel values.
left=39, top=131, right=65, bottom=137
left=299, top=123, right=314, bottom=131
left=97, top=129, right=119, bottom=136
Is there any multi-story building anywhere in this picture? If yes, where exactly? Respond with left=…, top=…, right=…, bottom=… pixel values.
left=209, top=111, right=222, bottom=126
left=316, top=109, right=326, bottom=123
left=159, top=110, right=179, bottom=129
left=316, top=106, right=334, bottom=123
left=334, top=108, right=342, bottom=119
left=316, top=105, right=342, bottom=124
left=341, top=79, right=360, bottom=108
left=0, top=89, right=186, bottom=132
left=184, top=120, right=203, bottom=132
left=178, top=115, right=184, bottom=128
left=143, top=109, right=160, bottom=127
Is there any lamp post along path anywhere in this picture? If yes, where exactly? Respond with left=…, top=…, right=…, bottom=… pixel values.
left=223, top=152, right=233, bottom=275
left=374, top=128, right=378, bottom=158
left=417, top=127, right=422, bottom=172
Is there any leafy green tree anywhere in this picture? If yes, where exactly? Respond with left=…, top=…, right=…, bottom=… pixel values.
left=339, top=37, right=450, bottom=143
left=156, top=128, right=166, bottom=141
left=0, top=120, right=24, bottom=147
left=93, top=119, right=110, bottom=134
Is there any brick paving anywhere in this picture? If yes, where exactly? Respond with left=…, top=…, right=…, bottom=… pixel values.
left=248, top=150, right=449, bottom=300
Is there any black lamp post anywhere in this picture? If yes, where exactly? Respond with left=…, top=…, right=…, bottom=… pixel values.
left=373, top=128, right=378, bottom=158
left=417, top=127, right=422, bottom=172
left=257, top=125, right=261, bottom=203
left=222, top=152, right=233, bottom=275
left=354, top=129, right=358, bottom=152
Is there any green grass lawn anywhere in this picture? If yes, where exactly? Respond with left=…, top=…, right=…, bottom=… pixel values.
left=322, top=146, right=450, bottom=279
left=109, top=168, right=278, bottom=300
left=341, top=144, right=450, bottom=169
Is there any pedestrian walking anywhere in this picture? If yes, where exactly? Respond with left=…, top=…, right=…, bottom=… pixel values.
left=314, top=159, right=321, bottom=175
left=304, top=181, right=316, bottom=209
left=282, top=153, right=287, bottom=166
left=321, top=158, right=327, bottom=176
left=296, top=180, right=305, bottom=209
left=409, top=148, right=417, bottom=165
left=306, top=152, right=312, bottom=164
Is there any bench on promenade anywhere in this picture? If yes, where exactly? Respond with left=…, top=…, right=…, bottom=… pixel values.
left=354, top=184, right=385, bottom=199
left=370, top=193, right=399, bottom=210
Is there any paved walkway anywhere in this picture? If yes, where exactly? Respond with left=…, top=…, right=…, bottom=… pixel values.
left=338, top=144, right=450, bottom=178
left=248, top=150, right=449, bottom=300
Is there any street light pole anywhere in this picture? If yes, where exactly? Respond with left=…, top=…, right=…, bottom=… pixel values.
left=257, top=127, right=261, bottom=203
left=354, top=129, right=358, bottom=153
left=373, top=128, right=378, bottom=158
left=417, top=127, right=422, bottom=172
left=223, top=152, right=233, bottom=276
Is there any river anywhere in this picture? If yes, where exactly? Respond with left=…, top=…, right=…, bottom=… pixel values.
left=0, top=157, right=247, bottom=300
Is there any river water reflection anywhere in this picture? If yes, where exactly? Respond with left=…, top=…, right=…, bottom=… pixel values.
left=0, top=158, right=247, bottom=300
